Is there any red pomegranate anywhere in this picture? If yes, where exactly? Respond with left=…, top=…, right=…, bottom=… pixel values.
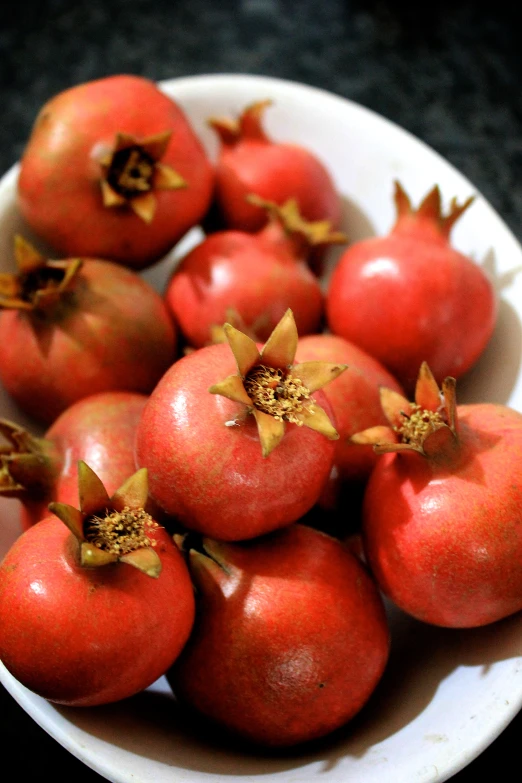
left=209, top=99, right=341, bottom=235
left=326, top=182, right=497, bottom=391
left=0, top=391, right=149, bottom=531
left=165, top=197, right=345, bottom=349
left=355, top=362, right=522, bottom=628
left=169, top=524, right=390, bottom=747
left=295, top=333, right=404, bottom=484
left=0, top=463, right=195, bottom=706
left=17, top=74, right=214, bottom=269
left=135, top=310, right=346, bottom=541
left=0, top=238, right=176, bottom=423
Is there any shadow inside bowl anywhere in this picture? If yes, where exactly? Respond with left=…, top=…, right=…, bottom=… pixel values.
left=54, top=603, right=522, bottom=777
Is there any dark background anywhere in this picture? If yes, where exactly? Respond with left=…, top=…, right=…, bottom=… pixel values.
left=1, top=1, right=521, bottom=780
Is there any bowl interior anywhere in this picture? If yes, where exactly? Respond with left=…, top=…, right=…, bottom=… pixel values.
left=0, top=73, right=522, bottom=783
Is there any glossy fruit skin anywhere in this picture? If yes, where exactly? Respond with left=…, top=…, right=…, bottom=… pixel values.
left=0, top=516, right=195, bottom=706
left=362, top=403, right=522, bottom=627
left=169, top=524, right=390, bottom=747
left=326, top=222, right=497, bottom=392
left=20, top=391, right=149, bottom=530
left=295, top=333, right=404, bottom=483
left=212, top=117, right=341, bottom=235
left=135, top=343, right=336, bottom=541
left=17, top=75, right=214, bottom=269
left=0, top=259, right=176, bottom=423
left=165, top=227, right=324, bottom=348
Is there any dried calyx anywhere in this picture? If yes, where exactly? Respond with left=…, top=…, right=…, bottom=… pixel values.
left=209, top=308, right=347, bottom=457
left=246, top=194, right=347, bottom=248
left=50, top=461, right=162, bottom=577
left=97, top=131, right=186, bottom=223
left=207, top=99, right=274, bottom=145
left=0, top=236, right=81, bottom=312
left=393, top=180, right=474, bottom=240
left=351, top=361, right=458, bottom=457
left=0, top=418, right=58, bottom=498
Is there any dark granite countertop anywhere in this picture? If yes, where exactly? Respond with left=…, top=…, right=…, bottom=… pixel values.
left=1, top=1, right=521, bottom=780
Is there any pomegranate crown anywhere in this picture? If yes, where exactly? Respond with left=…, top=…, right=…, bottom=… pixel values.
left=0, top=236, right=82, bottom=312
left=351, top=361, right=458, bottom=457
left=246, top=194, right=347, bottom=247
left=96, top=130, right=186, bottom=224
left=49, top=462, right=162, bottom=577
left=209, top=308, right=347, bottom=457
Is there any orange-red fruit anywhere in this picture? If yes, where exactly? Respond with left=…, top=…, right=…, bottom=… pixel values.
left=0, top=259, right=176, bottom=423
left=169, top=524, right=390, bottom=747
left=210, top=101, right=341, bottom=234
left=164, top=228, right=324, bottom=349
left=363, top=403, right=522, bottom=627
left=135, top=343, right=336, bottom=541
left=0, top=517, right=195, bottom=706
left=17, top=74, right=214, bottom=269
left=326, top=185, right=497, bottom=391
left=295, top=333, right=404, bottom=484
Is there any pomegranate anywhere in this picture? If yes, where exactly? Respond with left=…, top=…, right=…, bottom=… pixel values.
left=208, top=99, right=341, bottom=236
left=169, top=524, right=390, bottom=747
left=135, top=309, right=346, bottom=540
left=0, top=391, right=149, bottom=530
left=326, top=181, right=497, bottom=391
left=354, top=362, right=522, bottom=627
left=17, top=74, right=214, bottom=269
left=165, top=197, right=345, bottom=349
left=0, top=237, right=176, bottom=423
left=295, top=333, right=404, bottom=484
left=0, top=463, right=195, bottom=706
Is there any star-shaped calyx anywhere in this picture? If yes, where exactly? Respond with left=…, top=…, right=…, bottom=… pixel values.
left=97, top=131, right=186, bottom=223
left=209, top=309, right=347, bottom=457
left=246, top=194, right=347, bottom=248
left=351, top=361, right=458, bottom=457
left=0, top=236, right=81, bottom=312
left=49, top=461, right=162, bottom=577
left=0, top=418, right=57, bottom=498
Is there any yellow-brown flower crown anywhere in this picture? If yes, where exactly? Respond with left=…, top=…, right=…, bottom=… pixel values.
left=50, top=461, right=162, bottom=577
left=98, top=131, right=186, bottom=223
left=351, top=361, right=458, bottom=457
left=209, top=309, right=347, bottom=457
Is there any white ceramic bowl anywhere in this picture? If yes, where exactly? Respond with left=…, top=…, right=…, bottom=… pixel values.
left=1, top=73, right=522, bottom=783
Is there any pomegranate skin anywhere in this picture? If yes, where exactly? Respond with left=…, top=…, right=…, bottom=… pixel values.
left=326, top=229, right=497, bottom=392
left=135, top=343, right=336, bottom=541
left=0, top=259, right=176, bottom=423
left=0, top=517, right=196, bottom=706
left=363, top=403, right=522, bottom=628
left=17, top=75, right=214, bottom=269
left=19, top=391, right=149, bottom=531
left=169, top=524, right=390, bottom=747
left=212, top=116, right=341, bottom=234
left=165, top=229, right=324, bottom=348
left=295, top=333, right=404, bottom=483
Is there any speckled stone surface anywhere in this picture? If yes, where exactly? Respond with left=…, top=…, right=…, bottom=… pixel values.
left=1, top=1, right=521, bottom=780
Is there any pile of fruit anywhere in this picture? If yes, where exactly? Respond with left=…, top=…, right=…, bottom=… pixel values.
left=0, top=73, right=521, bottom=751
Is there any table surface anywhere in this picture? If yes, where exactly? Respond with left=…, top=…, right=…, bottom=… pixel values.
left=1, top=1, right=521, bottom=780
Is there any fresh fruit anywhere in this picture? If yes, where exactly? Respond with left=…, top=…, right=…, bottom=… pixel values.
left=135, top=310, right=346, bottom=540
left=165, top=197, right=345, bottom=349
left=0, top=463, right=195, bottom=706
left=208, top=99, right=341, bottom=235
left=326, top=182, right=497, bottom=391
left=354, top=362, right=522, bottom=628
left=295, top=333, right=404, bottom=484
left=0, top=237, right=176, bottom=423
left=169, top=524, right=390, bottom=747
left=0, top=391, right=149, bottom=530
left=17, top=74, right=214, bottom=269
